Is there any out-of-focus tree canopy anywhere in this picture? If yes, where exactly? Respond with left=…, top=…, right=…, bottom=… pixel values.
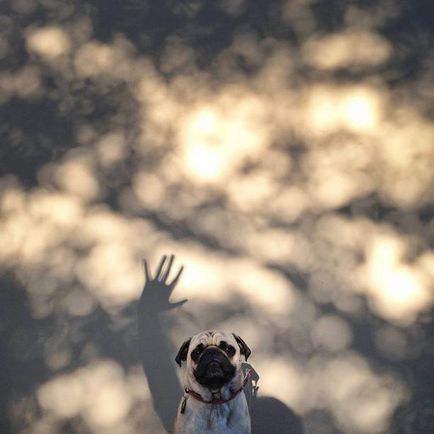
left=0, top=1, right=433, bottom=433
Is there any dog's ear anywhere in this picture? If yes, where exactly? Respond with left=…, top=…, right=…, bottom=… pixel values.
left=233, top=334, right=251, bottom=361
left=175, top=337, right=191, bottom=367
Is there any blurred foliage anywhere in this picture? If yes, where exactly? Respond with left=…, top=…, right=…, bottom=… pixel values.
left=0, top=0, right=433, bottom=433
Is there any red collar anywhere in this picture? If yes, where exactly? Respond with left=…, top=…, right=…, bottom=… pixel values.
left=184, top=369, right=252, bottom=406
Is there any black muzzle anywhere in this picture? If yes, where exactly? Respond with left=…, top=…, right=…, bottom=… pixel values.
left=193, top=347, right=236, bottom=389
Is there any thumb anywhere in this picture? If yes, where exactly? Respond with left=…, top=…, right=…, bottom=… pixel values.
left=169, top=298, right=188, bottom=309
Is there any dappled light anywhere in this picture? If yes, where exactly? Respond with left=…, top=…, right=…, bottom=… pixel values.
left=314, top=353, right=406, bottom=433
left=1, top=0, right=433, bottom=433
left=302, top=29, right=392, bottom=71
left=305, top=84, right=383, bottom=134
left=360, top=233, right=433, bottom=325
left=37, top=360, right=133, bottom=426
left=168, top=249, right=296, bottom=317
left=26, top=26, right=71, bottom=60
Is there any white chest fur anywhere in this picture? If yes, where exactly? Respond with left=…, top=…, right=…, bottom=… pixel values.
left=174, top=392, right=251, bottom=434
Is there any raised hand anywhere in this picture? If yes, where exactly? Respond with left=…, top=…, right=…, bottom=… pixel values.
left=137, top=254, right=186, bottom=432
left=139, top=254, right=187, bottom=312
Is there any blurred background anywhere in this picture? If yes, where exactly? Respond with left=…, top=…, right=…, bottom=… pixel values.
left=1, top=0, right=434, bottom=433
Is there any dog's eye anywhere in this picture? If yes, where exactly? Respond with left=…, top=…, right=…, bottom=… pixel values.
left=191, top=344, right=204, bottom=362
left=219, top=341, right=236, bottom=357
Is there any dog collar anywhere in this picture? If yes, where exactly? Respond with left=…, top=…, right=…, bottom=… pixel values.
left=181, top=369, right=252, bottom=412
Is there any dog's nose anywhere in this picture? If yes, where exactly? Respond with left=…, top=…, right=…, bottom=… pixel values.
left=201, top=346, right=224, bottom=362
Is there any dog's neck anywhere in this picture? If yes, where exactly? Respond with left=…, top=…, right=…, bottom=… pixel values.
left=208, top=388, right=221, bottom=400
left=184, top=368, right=251, bottom=406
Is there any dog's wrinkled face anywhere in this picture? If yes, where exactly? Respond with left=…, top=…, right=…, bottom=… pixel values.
left=190, top=332, right=237, bottom=389
left=176, top=330, right=251, bottom=391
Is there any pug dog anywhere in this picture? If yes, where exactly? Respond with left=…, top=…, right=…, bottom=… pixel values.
left=174, top=330, right=252, bottom=434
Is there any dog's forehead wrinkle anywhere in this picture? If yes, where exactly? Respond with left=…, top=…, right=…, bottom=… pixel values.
left=189, top=330, right=238, bottom=354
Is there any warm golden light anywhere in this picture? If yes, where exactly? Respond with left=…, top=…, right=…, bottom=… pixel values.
left=37, top=360, right=134, bottom=428
left=2, top=7, right=433, bottom=433
left=303, top=30, right=392, bottom=70
left=177, top=95, right=268, bottom=183
left=361, top=235, right=432, bottom=324
left=343, top=91, right=378, bottom=130
left=26, top=26, right=71, bottom=59
left=306, top=85, right=381, bottom=133
left=170, top=246, right=296, bottom=317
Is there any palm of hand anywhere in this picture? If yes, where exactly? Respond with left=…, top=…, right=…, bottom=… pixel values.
left=139, top=255, right=186, bottom=312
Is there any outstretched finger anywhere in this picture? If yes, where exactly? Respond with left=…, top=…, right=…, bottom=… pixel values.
left=143, top=259, right=151, bottom=281
left=169, top=265, right=184, bottom=288
left=161, top=254, right=174, bottom=283
left=155, top=255, right=167, bottom=280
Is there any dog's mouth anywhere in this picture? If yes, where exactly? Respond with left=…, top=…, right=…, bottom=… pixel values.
left=193, top=348, right=236, bottom=389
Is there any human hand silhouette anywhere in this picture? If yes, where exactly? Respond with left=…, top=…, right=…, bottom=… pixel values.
left=139, top=254, right=187, bottom=313
left=137, top=254, right=186, bottom=432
